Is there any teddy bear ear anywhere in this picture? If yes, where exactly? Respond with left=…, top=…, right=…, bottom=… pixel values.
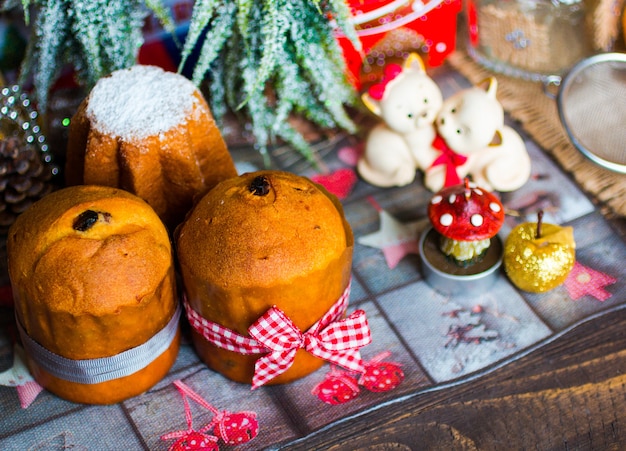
left=478, top=76, right=498, bottom=98
left=403, top=52, right=426, bottom=72
left=361, top=92, right=382, bottom=116
left=489, top=129, right=504, bottom=147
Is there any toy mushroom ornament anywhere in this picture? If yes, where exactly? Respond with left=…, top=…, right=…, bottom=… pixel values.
left=504, top=211, right=576, bottom=293
left=420, top=179, right=505, bottom=295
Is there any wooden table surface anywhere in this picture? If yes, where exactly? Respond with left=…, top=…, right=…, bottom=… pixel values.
left=284, top=302, right=626, bottom=450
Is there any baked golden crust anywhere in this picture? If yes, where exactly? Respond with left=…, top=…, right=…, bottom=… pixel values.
left=177, top=171, right=350, bottom=288
left=7, top=185, right=178, bottom=403
left=65, top=65, right=237, bottom=230
left=176, top=170, right=354, bottom=384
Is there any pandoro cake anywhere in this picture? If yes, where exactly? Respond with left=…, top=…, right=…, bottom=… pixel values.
left=7, top=185, right=180, bottom=404
left=65, top=65, right=237, bottom=230
left=176, top=171, right=355, bottom=385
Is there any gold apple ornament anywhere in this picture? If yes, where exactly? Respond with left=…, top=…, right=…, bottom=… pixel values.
left=504, top=211, right=576, bottom=293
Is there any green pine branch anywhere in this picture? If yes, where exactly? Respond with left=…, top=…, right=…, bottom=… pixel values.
left=183, top=0, right=361, bottom=165
left=8, top=0, right=165, bottom=111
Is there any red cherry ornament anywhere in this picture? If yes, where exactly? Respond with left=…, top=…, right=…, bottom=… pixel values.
left=169, top=431, right=219, bottom=451
left=312, top=367, right=360, bottom=405
left=359, top=352, right=405, bottom=392
left=162, top=380, right=260, bottom=449
left=213, top=411, right=259, bottom=446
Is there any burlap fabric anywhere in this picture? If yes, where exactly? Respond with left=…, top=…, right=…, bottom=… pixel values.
left=448, top=50, right=626, bottom=220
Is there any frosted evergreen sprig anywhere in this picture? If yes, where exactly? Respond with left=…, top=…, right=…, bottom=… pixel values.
left=144, top=0, right=176, bottom=37
left=289, top=1, right=356, bottom=132
left=8, top=0, right=169, bottom=111
left=235, top=0, right=253, bottom=51
left=179, top=0, right=218, bottom=80
left=316, top=0, right=361, bottom=53
left=20, top=0, right=68, bottom=112
left=183, top=0, right=361, bottom=165
left=247, top=0, right=285, bottom=109
left=190, top=2, right=235, bottom=86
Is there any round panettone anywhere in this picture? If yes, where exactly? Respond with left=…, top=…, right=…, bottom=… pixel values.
left=65, top=65, right=237, bottom=230
left=176, top=171, right=354, bottom=386
left=7, top=185, right=179, bottom=404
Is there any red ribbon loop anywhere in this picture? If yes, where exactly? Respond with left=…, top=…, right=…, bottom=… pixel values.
left=368, top=63, right=403, bottom=100
left=248, top=307, right=371, bottom=389
left=430, top=135, right=468, bottom=187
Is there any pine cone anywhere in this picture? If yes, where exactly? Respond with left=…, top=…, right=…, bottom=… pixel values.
left=0, top=135, right=55, bottom=234
left=0, top=85, right=59, bottom=235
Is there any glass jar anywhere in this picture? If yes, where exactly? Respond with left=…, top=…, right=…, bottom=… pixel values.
left=466, top=0, right=593, bottom=80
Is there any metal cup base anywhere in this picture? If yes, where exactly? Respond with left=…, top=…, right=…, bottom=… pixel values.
left=419, top=226, right=503, bottom=297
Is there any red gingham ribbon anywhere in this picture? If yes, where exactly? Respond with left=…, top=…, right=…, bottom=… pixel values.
left=184, top=282, right=372, bottom=389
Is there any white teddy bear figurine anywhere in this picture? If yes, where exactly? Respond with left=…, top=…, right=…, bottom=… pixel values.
left=358, top=53, right=443, bottom=187
left=423, top=77, right=531, bottom=193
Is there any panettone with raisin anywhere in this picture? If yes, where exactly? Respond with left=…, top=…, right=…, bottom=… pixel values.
left=176, top=171, right=354, bottom=385
left=7, top=185, right=179, bottom=404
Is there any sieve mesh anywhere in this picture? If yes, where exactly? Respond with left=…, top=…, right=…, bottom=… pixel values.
left=557, top=53, right=626, bottom=173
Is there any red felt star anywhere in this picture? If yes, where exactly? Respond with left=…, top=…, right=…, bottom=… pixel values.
left=564, top=261, right=617, bottom=301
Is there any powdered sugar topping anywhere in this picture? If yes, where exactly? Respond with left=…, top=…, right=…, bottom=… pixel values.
left=85, top=65, right=200, bottom=140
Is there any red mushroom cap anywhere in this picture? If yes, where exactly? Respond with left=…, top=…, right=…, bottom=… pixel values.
left=427, top=180, right=505, bottom=241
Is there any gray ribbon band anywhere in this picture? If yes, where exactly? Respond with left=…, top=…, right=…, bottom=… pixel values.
left=16, top=304, right=181, bottom=384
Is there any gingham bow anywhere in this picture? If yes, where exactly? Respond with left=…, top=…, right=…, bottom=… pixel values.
left=184, top=281, right=372, bottom=389
left=248, top=306, right=371, bottom=389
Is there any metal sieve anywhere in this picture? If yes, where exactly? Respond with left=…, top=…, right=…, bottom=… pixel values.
left=554, top=52, right=626, bottom=174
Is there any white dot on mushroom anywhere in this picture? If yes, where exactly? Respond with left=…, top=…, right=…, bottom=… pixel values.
left=449, top=194, right=456, bottom=203
left=489, top=202, right=501, bottom=212
left=440, top=213, right=453, bottom=226
left=471, top=214, right=483, bottom=227
left=431, top=195, right=442, bottom=204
